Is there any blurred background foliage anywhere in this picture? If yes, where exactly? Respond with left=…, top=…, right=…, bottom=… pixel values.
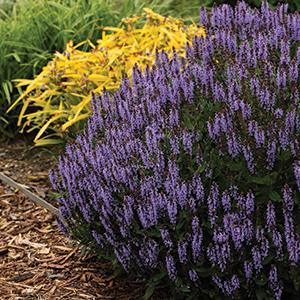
left=0, top=0, right=299, bottom=141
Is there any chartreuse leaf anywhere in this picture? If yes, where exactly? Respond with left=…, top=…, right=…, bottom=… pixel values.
left=0, top=116, right=9, bottom=124
left=61, top=113, right=90, bottom=131
left=34, top=114, right=62, bottom=142
left=34, top=138, right=64, bottom=146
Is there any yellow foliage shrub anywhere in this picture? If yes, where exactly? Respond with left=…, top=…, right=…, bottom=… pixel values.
left=10, top=9, right=205, bottom=146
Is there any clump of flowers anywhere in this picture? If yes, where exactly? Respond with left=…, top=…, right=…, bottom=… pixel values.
left=50, top=1, right=299, bottom=298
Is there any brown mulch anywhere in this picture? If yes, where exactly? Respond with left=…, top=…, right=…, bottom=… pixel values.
left=0, top=141, right=149, bottom=300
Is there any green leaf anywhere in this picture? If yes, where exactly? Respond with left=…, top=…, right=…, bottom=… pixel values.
left=2, top=81, right=11, bottom=103
left=196, top=163, right=206, bottom=174
left=255, top=288, right=273, bottom=300
left=227, top=161, right=244, bottom=172
left=149, top=271, right=166, bottom=284
left=179, top=286, right=191, bottom=293
left=195, top=267, right=211, bottom=277
left=0, top=116, right=9, bottom=124
left=5, top=52, right=21, bottom=63
left=143, top=285, right=155, bottom=300
left=251, top=173, right=277, bottom=185
left=269, top=191, right=282, bottom=202
left=254, top=276, right=267, bottom=287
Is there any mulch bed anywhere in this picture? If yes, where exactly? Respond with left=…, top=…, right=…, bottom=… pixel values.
left=0, top=141, right=149, bottom=299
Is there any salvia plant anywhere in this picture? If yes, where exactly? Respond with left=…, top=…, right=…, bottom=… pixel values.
left=50, top=1, right=300, bottom=299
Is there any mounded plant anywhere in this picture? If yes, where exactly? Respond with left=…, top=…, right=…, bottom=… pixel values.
left=50, top=2, right=299, bottom=299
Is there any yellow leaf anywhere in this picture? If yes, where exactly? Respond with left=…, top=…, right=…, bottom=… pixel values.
left=34, top=138, right=64, bottom=146
left=70, top=93, right=85, bottom=98
left=88, top=74, right=107, bottom=81
left=61, top=113, right=90, bottom=131
left=13, top=79, right=35, bottom=87
left=17, top=99, right=30, bottom=125
left=103, top=26, right=123, bottom=32
left=34, top=114, right=63, bottom=142
left=73, top=40, right=89, bottom=49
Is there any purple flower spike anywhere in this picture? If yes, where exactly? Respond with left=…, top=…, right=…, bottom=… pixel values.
left=166, top=255, right=177, bottom=282
left=160, top=228, right=173, bottom=249
left=178, top=240, right=188, bottom=264
left=266, top=202, right=276, bottom=230
left=293, top=161, right=300, bottom=192
left=269, top=265, right=283, bottom=300
left=243, top=261, right=253, bottom=281
left=188, top=269, right=199, bottom=283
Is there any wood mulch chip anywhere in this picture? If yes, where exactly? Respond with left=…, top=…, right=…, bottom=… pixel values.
left=0, top=141, right=152, bottom=299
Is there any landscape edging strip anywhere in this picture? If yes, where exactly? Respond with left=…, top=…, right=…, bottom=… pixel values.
left=0, top=172, right=59, bottom=217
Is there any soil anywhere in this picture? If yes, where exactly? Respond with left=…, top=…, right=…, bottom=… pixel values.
left=0, top=141, right=152, bottom=300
